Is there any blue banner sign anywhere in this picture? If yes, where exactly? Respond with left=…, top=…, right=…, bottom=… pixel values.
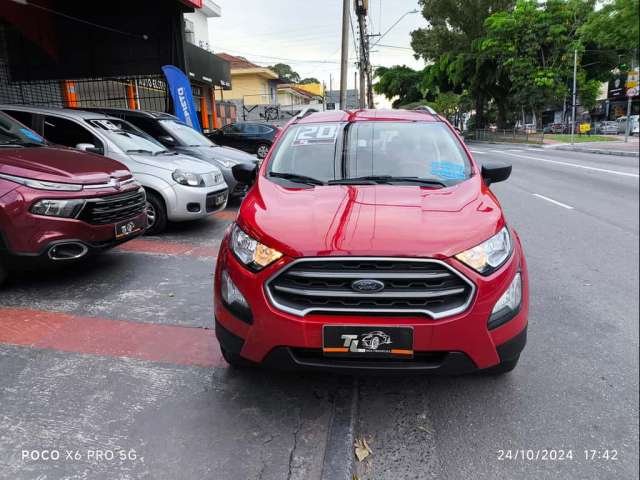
left=161, top=65, right=201, bottom=131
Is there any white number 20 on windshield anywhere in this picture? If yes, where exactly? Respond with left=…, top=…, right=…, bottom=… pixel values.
left=293, top=125, right=338, bottom=145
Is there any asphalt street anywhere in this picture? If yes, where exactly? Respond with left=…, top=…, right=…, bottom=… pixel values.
left=0, top=144, right=638, bottom=480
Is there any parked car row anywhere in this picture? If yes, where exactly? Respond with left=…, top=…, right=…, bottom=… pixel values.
left=206, top=121, right=281, bottom=159
left=542, top=116, right=639, bottom=136
left=0, top=106, right=258, bottom=284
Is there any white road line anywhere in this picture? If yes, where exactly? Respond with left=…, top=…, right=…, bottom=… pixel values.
left=532, top=193, right=574, bottom=210
left=469, top=149, right=486, bottom=154
left=495, top=151, right=639, bottom=178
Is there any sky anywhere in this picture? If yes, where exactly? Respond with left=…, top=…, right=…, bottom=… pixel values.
left=208, top=0, right=426, bottom=101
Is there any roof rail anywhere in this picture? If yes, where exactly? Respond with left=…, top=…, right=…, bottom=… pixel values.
left=295, top=106, right=319, bottom=119
left=412, top=105, right=441, bottom=121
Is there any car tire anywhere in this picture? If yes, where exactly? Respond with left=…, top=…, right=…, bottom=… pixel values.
left=484, top=355, right=520, bottom=375
left=256, top=143, right=270, bottom=159
left=220, top=347, right=254, bottom=368
left=144, top=191, right=167, bottom=235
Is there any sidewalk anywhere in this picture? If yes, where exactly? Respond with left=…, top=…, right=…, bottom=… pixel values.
left=549, top=137, right=639, bottom=157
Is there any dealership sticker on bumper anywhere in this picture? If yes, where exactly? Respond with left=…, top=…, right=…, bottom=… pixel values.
left=322, top=325, right=413, bottom=358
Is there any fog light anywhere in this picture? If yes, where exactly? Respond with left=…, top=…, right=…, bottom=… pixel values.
left=488, top=272, right=522, bottom=329
left=220, top=269, right=252, bottom=324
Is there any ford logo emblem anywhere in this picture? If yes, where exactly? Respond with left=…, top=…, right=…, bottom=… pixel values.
left=351, top=279, right=385, bottom=293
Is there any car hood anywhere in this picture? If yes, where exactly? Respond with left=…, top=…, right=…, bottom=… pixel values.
left=239, top=175, right=505, bottom=259
left=0, top=146, right=131, bottom=184
left=184, top=145, right=257, bottom=165
left=131, top=151, right=221, bottom=174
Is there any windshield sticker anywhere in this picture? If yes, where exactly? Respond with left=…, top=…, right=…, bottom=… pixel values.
left=19, top=128, right=43, bottom=142
left=431, top=161, right=466, bottom=180
left=293, top=125, right=338, bottom=146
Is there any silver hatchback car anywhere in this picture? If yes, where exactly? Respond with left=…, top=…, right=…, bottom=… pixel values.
left=0, top=106, right=229, bottom=234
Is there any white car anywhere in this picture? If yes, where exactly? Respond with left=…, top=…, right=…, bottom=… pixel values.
left=0, top=106, right=228, bottom=234
left=616, top=115, right=639, bottom=135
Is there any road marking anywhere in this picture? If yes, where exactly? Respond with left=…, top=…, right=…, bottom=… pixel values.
left=469, top=149, right=486, bottom=154
left=532, top=193, right=574, bottom=210
left=0, top=308, right=225, bottom=368
left=496, top=151, right=639, bottom=178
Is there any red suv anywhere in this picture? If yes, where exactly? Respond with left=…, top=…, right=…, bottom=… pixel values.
left=215, top=109, right=529, bottom=374
left=0, top=112, right=146, bottom=283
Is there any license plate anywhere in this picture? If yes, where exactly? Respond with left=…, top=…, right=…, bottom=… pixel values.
left=322, top=325, right=414, bottom=358
left=115, top=216, right=145, bottom=239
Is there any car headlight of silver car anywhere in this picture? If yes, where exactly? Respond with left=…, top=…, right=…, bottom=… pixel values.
left=455, top=227, right=512, bottom=275
left=172, top=169, right=204, bottom=187
left=0, top=173, right=83, bottom=191
left=30, top=199, right=85, bottom=218
left=230, top=223, right=283, bottom=271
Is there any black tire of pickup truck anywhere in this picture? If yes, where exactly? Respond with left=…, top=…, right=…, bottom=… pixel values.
left=0, top=260, right=7, bottom=286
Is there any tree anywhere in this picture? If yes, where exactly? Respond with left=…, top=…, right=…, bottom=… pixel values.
left=410, top=0, right=515, bottom=127
left=299, top=77, right=320, bottom=85
left=580, top=0, right=639, bottom=57
left=373, top=66, right=424, bottom=107
left=268, top=63, right=301, bottom=83
left=482, top=0, right=600, bottom=126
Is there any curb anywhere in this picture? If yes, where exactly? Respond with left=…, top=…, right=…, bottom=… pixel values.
left=321, top=377, right=358, bottom=480
left=466, top=140, right=544, bottom=148
left=552, top=146, right=639, bottom=158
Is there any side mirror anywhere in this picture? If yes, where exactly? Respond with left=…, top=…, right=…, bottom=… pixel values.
left=158, top=135, right=176, bottom=146
left=481, top=161, right=512, bottom=186
left=76, top=143, right=103, bottom=155
left=232, top=163, right=258, bottom=185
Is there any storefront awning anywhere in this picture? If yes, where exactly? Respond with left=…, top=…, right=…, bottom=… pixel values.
left=185, top=43, right=231, bottom=89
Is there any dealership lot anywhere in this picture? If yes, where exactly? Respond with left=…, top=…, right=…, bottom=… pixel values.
left=1, top=145, right=638, bottom=480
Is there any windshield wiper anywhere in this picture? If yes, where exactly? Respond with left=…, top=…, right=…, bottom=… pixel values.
left=269, top=172, right=325, bottom=186
left=126, top=149, right=154, bottom=155
left=328, top=175, right=447, bottom=187
left=0, top=141, right=45, bottom=148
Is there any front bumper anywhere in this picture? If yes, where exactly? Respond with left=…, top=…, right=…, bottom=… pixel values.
left=214, top=232, right=529, bottom=372
left=164, top=183, right=228, bottom=222
left=0, top=186, right=147, bottom=258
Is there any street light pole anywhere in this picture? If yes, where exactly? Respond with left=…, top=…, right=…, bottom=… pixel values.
left=570, top=49, right=577, bottom=145
left=339, top=0, right=350, bottom=110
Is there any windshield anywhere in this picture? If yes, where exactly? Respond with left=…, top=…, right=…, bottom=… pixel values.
left=160, top=119, right=214, bottom=147
left=268, top=121, right=471, bottom=185
left=0, top=113, right=46, bottom=147
left=88, top=119, right=167, bottom=155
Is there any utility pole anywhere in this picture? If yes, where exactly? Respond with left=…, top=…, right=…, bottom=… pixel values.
left=570, top=49, right=577, bottom=145
left=355, top=0, right=372, bottom=108
left=624, top=59, right=637, bottom=143
left=339, top=0, right=350, bottom=110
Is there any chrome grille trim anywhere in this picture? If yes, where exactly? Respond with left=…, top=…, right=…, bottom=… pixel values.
left=265, top=257, right=476, bottom=319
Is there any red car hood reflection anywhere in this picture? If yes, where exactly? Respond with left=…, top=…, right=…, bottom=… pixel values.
left=238, top=175, right=505, bottom=259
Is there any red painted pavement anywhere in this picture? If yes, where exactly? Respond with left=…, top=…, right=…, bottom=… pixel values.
left=116, top=238, right=219, bottom=258
left=0, top=308, right=226, bottom=368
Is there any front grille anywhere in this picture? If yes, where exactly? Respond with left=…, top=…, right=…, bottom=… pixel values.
left=266, top=257, right=475, bottom=319
left=78, top=189, right=146, bottom=225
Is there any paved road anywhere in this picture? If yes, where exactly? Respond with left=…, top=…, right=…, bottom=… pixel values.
left=1, top=145, right=638, bottom=480
left=356, top=144, right=639, bottom=480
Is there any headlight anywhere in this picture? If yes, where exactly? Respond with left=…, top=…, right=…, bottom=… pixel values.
left=488, top=272, right=522, bottom=329
left=30, top=199, right=85, bottom=218
left=230, top=223, right=282, bottom=271
left=455, top=227, right=512, bottom=275
left=0, top=173, right=83, bottom=191
left=172, top=169, right=204, bottom=187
